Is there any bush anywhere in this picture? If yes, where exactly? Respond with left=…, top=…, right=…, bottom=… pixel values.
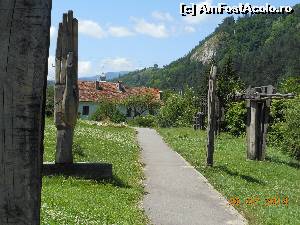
left=157, top=90, right=197, bottom=128
left=124, top=94, right=161, bottom=118
left=128, top=115, right=157, bottom=128
left=110, top=110, right=127, bottom=123
left=73, top=142, right=86, bottom=157
left=45, top=85, right=54, bottom=117
left=224, top=102, right=247, bottom=136
left=269, top=96, right=300, bottom=160
left=269, top=77, right=300, bottom=160
left=91, top=100, right=126, bottom=123
left=280, top=96, right=300, bottom=159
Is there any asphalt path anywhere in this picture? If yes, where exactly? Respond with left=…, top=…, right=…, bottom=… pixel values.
left=136, top=128, right=247, bottom=225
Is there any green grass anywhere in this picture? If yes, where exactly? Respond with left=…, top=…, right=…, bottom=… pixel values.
left=42, top=118, right=148, bottom=225
left=157, top=128, right=300, bottom=225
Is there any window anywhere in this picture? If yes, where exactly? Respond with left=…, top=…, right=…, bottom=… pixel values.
left=126, top=107, right=132, bottom=117
left=82, top=106, right=89, bottom=116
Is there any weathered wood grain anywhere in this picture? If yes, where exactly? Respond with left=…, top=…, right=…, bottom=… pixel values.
left=206, top=65, right=217, bottom=166
left=54, top=11, right=78, bottom=164
left=0, top=0, right=51, bottom=224
left=246, top=101, right=258, bottom=160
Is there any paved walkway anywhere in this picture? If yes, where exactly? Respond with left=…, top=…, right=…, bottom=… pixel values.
left=136, top=128, right=247, bottom=225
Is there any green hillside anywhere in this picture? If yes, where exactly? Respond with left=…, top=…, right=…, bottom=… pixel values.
left=117, top=4, right=300, bottom=93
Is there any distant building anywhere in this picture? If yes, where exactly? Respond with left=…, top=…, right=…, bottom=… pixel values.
left=78, top=80, right=161, bottom=119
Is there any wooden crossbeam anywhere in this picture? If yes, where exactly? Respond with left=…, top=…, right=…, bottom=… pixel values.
left=235, top=92, right=294, bottom=101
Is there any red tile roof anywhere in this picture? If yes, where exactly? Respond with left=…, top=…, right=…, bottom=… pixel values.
left=79, top=81, right=161, bottom=102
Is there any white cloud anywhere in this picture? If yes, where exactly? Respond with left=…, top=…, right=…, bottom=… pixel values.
left=79, top=20, right=106, bottom=39
left=152, top=11, right=174, bottom=22
left=182, top=0, right=213, bottom=24
left=50, top=26, right=57, bottom=39
left=48, top=55, right=55, bottom=80
left=132, top=17, right=169, bottom=38
left=184, top=26, right=196, bottom=33
left=101, top=57, right=136, bottom=72
left=108, top=26, right=135, bottom=37
left=79, top=61, right=92, bottom=75
left=48, top=57, right=93, bottom=78
left=78, top=20, right=135, bottom=39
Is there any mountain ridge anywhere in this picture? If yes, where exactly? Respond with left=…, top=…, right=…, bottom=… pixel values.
left=116, top=4, right=300, bottom=94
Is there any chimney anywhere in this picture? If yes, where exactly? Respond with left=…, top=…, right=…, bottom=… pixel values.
left=100, top=73, right=106, bottom=82
left=95, top=80, right=101, bottom=90
left=159, top=91, right=163, bottom=100
left=116, top=81, right=125, bottom=92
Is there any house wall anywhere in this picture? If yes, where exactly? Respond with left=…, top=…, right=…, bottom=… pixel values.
left=78, top=102, right=154, bottom=120
left=78, top=102, right=98, bottom=119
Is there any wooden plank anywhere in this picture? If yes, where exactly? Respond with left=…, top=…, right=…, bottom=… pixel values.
left=0, top=1, right=51, bottom=224
left=260, top=100, right=270, bottom=160
left=256, top=102, right=263, bottom=160
left=247, top=101, right=258, bottom=160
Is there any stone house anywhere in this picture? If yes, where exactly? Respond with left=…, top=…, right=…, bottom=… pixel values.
left=78, top=80, right=161, bottom=119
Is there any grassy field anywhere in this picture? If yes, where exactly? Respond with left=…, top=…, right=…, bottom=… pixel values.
left=157, top=128, right=300, bottom=225
left=42, top=118, right=148, bottom=225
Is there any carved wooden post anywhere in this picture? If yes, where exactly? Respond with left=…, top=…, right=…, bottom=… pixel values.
left=206, top=65, right=217, bottom=166
left=54, top=11, right=79, bottom=164
left=0, top=1, right=51, bottom=224
left=237, top=85, right=294, bottom=161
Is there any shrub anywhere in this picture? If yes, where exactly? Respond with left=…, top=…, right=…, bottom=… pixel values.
left=73, top=142, right=86, bottom=157
left=91, top=100, right=126, bottom=123
left=269, top=96, right=300, bottom=160
left=110, top=110, right=127, bottom=123
left=128, top=115, right=157, bottom=128
left=45, top=85, right=54, bottom=117
left=157, top=90, right=197, bottom=128
left=224, top=102, right=247, bottom=136
left=269, top=76, right=300, bottom=160
left=124, top=94, right=161, bottom=118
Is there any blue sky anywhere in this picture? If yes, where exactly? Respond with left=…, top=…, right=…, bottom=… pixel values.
left=48, top=0, right=299, bottom=78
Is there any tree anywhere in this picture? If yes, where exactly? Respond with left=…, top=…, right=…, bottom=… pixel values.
left=217, top=56, right=244, bottom=108
left=269, top=77, right=300, bottom=159
left=91, top=99, right=126, bottom=123
left=125, top=94, right=161, bottom=118
left=157, top=89, right=197, bottom=127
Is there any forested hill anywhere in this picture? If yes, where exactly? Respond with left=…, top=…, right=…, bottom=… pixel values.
left=116, top=4, right=300, bottom=93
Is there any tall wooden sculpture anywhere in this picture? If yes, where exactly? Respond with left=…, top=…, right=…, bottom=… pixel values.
left=206, top=65, right=217, bottom=166
left=0, top=0, right=51, bottom=224
left=54, top=11, right=79, bottom=164
left=235, top=85, right=294, bottom=160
